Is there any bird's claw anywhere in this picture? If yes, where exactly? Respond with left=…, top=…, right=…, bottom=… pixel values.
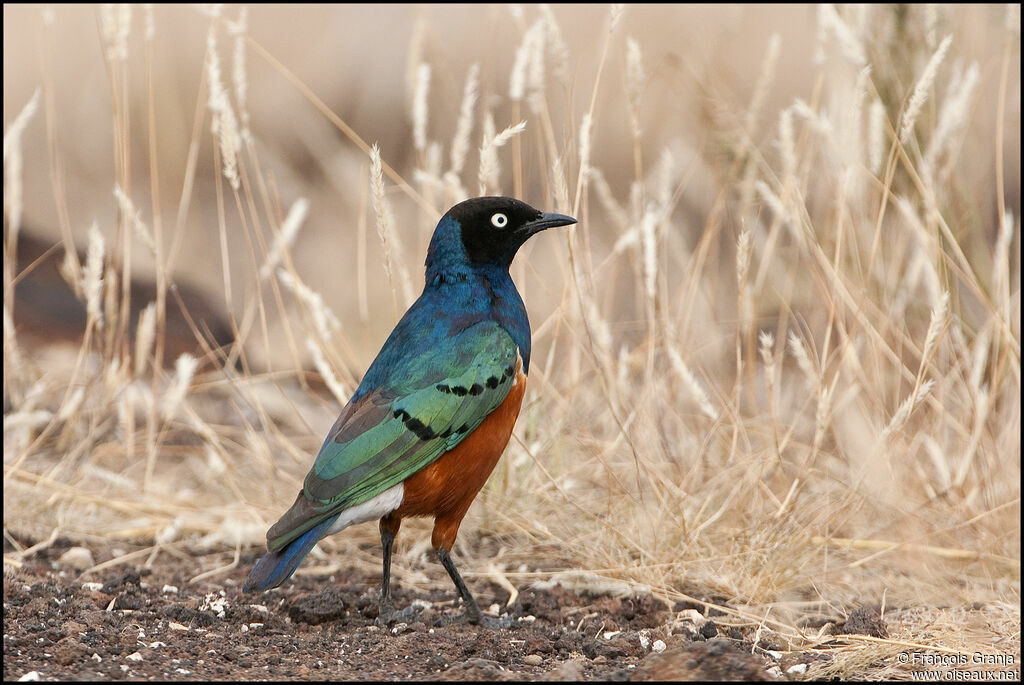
left=477, top=614, right=519, bottom=630
left=433, top=611, right=519, bottom=630
left=375, top=603, right=424, bottom=627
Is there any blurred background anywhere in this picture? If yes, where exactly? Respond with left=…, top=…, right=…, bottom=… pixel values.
left=3, top=4, right=1020, bottom=668
left=4, top=5, right=1018, bottom=351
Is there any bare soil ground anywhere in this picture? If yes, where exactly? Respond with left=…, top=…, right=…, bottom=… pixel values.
left=3, top=537, right=826, bottom=681
left=8, top=536, right=1020, bottom=682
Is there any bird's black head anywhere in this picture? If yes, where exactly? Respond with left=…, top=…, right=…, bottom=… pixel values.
left=445, top=196, right=576, bottom=267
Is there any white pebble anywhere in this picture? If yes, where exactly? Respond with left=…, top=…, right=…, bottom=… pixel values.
left=652, top=640, right=667, bottom=653
left=199, top=592, right=228, bottom=618
left=18, top=672, right=42, bottom=682
left=81, top=582, right=104, bottom=592
left=57, top=547, right=94, bottom=570
left=787, top=663, right=808, bottom=675
left=126, top=652, right=144, bottom=662
left=161, top=585, right=179, bottom=594
left=676, top=609, right=706, bottom=626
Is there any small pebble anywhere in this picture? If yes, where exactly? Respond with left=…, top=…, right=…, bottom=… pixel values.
left=18, top=672, right=42, bottom=682
left=57, top=547, right=94, bottom=570
left=551, top=661, right=585, bottom=681
left=652, top=639, right=667, bottom=653
left=523, top=654, right=543, bottom=666
left=787, top=663, right=808, bottom=675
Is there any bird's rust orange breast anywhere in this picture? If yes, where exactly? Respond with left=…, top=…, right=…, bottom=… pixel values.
left=390, top=359, right=527, bottom=549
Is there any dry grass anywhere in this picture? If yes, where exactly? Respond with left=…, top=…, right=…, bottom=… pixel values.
left=3, top=5, right=1020, bottom=679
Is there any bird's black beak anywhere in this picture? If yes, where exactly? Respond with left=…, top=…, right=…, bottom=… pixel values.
left=522, top=211, right=577, bottom=237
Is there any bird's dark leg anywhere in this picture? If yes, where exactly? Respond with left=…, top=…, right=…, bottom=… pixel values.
left=374, top=523, right=397, bottom=626
left=436, top=546, right=483, bottom=620
left=375, top=517, right=424, bottom=626
left=436, top=547, right=516, bottom=629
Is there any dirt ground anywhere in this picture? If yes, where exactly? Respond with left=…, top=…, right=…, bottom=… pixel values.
left=2, top=537, right=883, bottom=681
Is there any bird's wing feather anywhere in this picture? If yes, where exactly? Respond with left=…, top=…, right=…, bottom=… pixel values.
left=266, top=321, right=519, bottom=552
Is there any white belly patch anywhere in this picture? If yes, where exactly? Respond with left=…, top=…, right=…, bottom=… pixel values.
left=326, top=483, right=404, bottom=536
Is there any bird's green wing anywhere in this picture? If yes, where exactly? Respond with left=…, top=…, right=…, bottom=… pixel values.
left=266, top=321, right=519, bottom=552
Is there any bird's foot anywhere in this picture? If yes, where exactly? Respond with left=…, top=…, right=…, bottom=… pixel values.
left=374, top=603, right=424, bottom=627
left=433, top=610, right=518, bottom=630
left=475, top=614, right=519, bottom=630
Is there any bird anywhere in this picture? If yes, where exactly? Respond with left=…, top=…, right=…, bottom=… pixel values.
left=244, top=196, right=576, bottom=628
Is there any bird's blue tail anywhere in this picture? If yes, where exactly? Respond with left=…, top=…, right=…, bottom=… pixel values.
left=243, top=515, right=339, bottom=592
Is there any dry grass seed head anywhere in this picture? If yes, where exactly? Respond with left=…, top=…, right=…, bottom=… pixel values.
left=900, top=34, right=953, bottom=144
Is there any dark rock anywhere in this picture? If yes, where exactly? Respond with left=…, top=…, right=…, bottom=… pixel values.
left=440, top=657, right=513, bottom=681
left=53, top=635, right=89, bottom=666
left=101, top=570, right=142, bottom=594
left=630, top=639, right=771, bottom=681
left=159, top=605, right=217, bottom=628
left=837, top=605, right=887, bottom=638
left=543, top=659, right=585, bottom=681
left=287, top=588, right=347, bottom=625
left=582, top=634, right=637, bottom=660
left=114, top=589, right=144, bottom=611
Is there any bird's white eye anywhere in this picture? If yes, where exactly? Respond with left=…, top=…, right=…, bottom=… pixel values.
left=491, top=213, right=508, bottom=228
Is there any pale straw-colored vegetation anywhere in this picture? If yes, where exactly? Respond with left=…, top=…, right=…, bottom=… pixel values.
left=3, top=5, right=1019, bottom=678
